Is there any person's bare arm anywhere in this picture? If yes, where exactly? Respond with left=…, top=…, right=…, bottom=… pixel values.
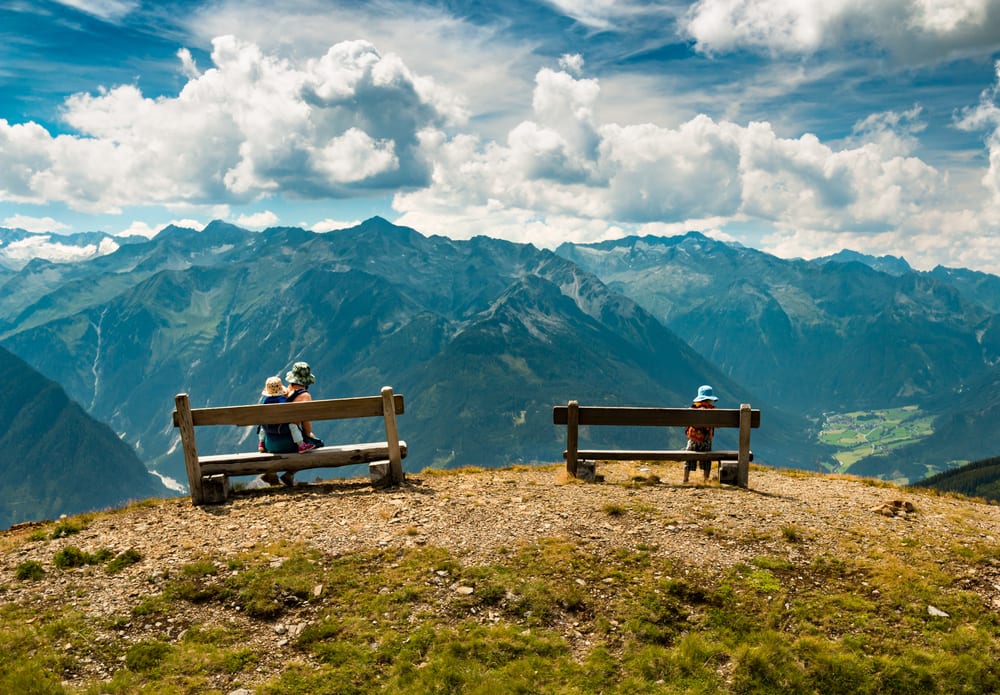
left=297, top=390, right=314, bottom=437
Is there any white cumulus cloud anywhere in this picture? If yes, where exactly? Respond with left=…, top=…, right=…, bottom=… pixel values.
left=310, top=218, right=362, bottom=233
left=234, top=210, right=279, bottom=229
left=683, top=0, right=1000, bottom=64
left=956, top=59, right=1000, bottom=205
left=395, top=59, right=998, bottom=272
left=52, top=0, right=139, bottom=22
left=3, top=215, right=70, bottom=234
left=0, top=234, right=119, bottom=266
left=0, top=36, right=452, bottom=214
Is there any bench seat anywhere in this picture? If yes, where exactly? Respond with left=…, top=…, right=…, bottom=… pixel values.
left=200, top=441, right=408, bottom=477
left=567, top=449, right=751, bottom=463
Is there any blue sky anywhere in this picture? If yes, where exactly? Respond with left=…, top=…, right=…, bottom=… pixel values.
left=2, top=0, right=1000, bottom=272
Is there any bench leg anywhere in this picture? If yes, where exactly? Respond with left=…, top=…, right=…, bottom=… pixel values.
left=718, top=461, right=739, bottom=485
left=369, top=461, right=392, bottom=488
left=737, top=403, right=752, bottom=488
left=574, top=460, right=596, bottom=482
left=201, top=475, right=231, bottom=504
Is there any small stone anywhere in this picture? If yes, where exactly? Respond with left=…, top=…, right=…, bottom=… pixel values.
left=455, top=586, right=474, bottom=595
left=927, top=605, right=949, bottom=618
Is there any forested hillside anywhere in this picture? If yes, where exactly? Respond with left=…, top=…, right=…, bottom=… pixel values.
left=914, top=455, right=1000, bottom=502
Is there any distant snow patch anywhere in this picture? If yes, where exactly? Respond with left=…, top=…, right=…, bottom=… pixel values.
left=151, top=470, right=187, bottom=494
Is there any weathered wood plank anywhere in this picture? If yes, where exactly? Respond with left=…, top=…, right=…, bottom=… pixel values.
left=552, top=406, right=760, bottom=428
left=381, top=386, right=404, bottom=484
left=738, top=403, right=752, bottom=488
left=566, top=400, right=579, bottom=477
left=569, top=449, right=752, bottom=462
left=174, top=394, right=205, bottom=505
left=172, top=394, right=405, bottom=428
left=199, top=441, right=408, bottom=477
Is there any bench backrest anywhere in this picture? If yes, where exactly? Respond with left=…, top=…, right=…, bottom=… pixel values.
left=552, top=405, right=760, bottom=428
left=172, top=393, right=405, bottom=428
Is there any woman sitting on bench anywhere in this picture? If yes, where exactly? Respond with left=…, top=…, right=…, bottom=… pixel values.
left=259, top=362, right=324, bottom=486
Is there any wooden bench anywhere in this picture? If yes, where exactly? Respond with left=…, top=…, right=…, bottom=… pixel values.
left=172, top=386, right=406, bottom=505
left=553, top=401, right=760, bottom=487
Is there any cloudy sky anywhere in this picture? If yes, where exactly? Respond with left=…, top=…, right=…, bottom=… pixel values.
left=2, top=0, right=1000, bottom=272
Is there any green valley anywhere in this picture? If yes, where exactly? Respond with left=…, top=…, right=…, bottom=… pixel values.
left=819, top=406, right=937, bottom=475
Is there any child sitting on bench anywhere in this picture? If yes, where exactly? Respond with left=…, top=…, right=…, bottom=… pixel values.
left=257, top=376, right=316, bottom=455
left=683, top=384, right=717, bottom=483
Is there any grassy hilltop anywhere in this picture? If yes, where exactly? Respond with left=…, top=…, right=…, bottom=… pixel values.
left=1, top=463, right=999, bottom=694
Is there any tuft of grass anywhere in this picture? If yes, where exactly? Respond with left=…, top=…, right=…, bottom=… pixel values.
left=420, top=465, right=486, bottom=477
left=105, top=549, right=142, bottom=574
left=53, top=546, right=93, bottom=569
left=50, top=519, right=85, bottom=539
left=51, top=546, right=116, bottom=570
left=627, top=474, right=662, bottom=487
left=124, top=639, right=172, bottom=672
left=601, top=503, right=626, bottom=517
left=782, top=525, right=806, bottom=543
left=14, top=561, right=44, bottom=581
left=752, top=555, right=795, bottom=572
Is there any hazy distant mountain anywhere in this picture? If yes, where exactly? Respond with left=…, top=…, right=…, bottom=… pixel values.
left=0, top=218, right=826, bottom=486
left=0, top=345, right=171, bottom=528
left=555, top=233, right=998, bottom=415
left=815, top=249, right=913, bottom=276
left=928, top=265, right=1000, bottom=314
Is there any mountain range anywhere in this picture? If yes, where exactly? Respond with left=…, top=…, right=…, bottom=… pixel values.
left=555, top=233, right=1000, bottom=480
left=0, top=218, right=827, bottom=490
left=0, top=344, right=170, bottom=527
left=1, top=218, right=997, bottom=502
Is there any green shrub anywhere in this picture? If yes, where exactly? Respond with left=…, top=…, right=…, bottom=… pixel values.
left=782, top=525, right=805, bottom=542
left=105, top=549, right=142, bottom=574
left=124, top=639, right=172, bottom=672
left=50, top=519, right=83, bottom=539
left=91, top=548, right=114, bottom=564
left=732, top=631, right=808, bottom=694
left=52, top=546, right=92, bottom=569
left=0, top=661, right=66, bottom=694
left=15, top=561, right=45, bottom=581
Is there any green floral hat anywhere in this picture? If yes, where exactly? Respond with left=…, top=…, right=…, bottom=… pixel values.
left=286, top=362, right=316, bottom=387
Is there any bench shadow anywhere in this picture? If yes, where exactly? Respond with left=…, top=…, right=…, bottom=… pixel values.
left=194, top=475, right=438, bottom=516
left=650, top=480, right=798, bottom=502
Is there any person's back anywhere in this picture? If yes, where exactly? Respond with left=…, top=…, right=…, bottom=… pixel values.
left=257, top=376, right=314, bottom=455
left=683, top=385, right=718, bottom=482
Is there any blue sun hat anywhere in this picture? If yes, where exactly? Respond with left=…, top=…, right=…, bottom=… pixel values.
left=693, top=385, right=718, bottom=403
